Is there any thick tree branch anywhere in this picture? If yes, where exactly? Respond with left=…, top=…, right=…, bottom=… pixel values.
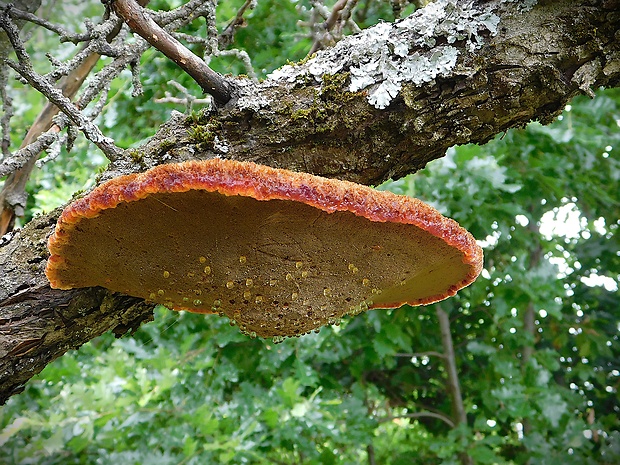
left=116, top=0, right=618, bottom=184
left=112, top=0, right=235, bottom=104
left=1, top=0, right=619, bottom=404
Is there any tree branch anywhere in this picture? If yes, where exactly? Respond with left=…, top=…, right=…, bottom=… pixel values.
left=219, top=0, right=256, bottom=48
left=0, top=9, right=124, bottom=161
left=111, top=0, right=235, bottom=105
left=394, top=351, right=447, bottom=359
left=366, top=444, right=376, bottom=465
left=376, top=410, right=456, bottom=428
left=308, top=0, right=359, bottom=55
left=7, top=5, right=95, bottom=44
left=0, top=2, right=153, bottom=235
left=437, top=304, right=472, bottom=465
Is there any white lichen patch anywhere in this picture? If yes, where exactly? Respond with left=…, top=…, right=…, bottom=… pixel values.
left=502, top=0, right=537, bottom=13
left=234, top=78, right=270, bottom=111
left=268, top=0, right=500, bottom=109
left=213, top=135, right=229, bottom=154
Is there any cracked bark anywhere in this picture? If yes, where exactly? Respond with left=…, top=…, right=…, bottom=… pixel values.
left=1, top=0, right=619, bottom=404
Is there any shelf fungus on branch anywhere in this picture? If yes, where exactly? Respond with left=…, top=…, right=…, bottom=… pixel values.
left=45, top=159, right=483, bottom=340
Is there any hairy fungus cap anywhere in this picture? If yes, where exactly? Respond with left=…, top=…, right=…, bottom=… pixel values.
left=46, top=159, right=482, bottom=339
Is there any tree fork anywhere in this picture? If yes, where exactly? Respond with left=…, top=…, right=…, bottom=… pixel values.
left=111, top=0, right=235, bottom=104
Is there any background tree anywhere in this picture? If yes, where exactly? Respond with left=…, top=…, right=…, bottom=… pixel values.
left=0, top=0, right=619, bottom=463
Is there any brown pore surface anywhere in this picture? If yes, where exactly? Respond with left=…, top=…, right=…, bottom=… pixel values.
left=46, top=159, right=483, bottom=339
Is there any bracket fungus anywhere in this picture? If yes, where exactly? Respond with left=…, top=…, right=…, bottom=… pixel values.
left=46, top=159, right=483, bottom=339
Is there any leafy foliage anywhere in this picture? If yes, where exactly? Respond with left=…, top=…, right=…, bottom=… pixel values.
left=1, top=1, right=619, bottom=464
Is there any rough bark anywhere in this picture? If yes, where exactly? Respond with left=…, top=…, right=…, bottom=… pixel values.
left=1, top=0, right=619, bottom=404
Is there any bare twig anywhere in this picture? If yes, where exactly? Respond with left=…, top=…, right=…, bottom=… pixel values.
left=376, top=410, right=456, bottom=428
left=43, top=17, right=123, bottom=83
left=325, top=0, right=350, bottom=31
left=149, top=0, right=208, bottom=26
left=0, top=56, right=12, bottom=158
left=0, top=130, right=60, bottom=178
left=5, top=57, right=123, bottom=159
left=0, top=5, right=131, bottom=234
left=0, top=13, right=123, bottom=161
left=7, top=6, right=94, bottom=44
left=154, top=80, right=212, bottom=111
left=201, top=0, right=219, bottom=57
left=35, top=132, right=67, bottom=168
left=0, top=0, right=149, bottom=234
left=112, top=0, right=234, bottom=104
left=308, top=0, right=359, bottom=55
left=129, top=59, right=144, bottom=97
left=217, top=49, right=257, bottom=80
left=219, top=0, right=256, bottom=48
left=334, top=0, right=360, bottom=36
left=394, top=351, right=447, bottom=359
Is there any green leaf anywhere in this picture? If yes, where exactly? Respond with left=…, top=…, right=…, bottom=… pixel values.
left=468, top=444, right=501, bottom=464
left=538, top=393, right=567, bottom=428
left=372, top=335, right=395, bottom=358
left=183, top=435, right=198, bottom=457
left=277, top=377, right=301, bottom=407
left=467, top=341, right=496, bottom=355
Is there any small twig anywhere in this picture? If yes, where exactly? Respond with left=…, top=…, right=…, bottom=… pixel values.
left=308, top=0, right=357, bottom=55
left=76, top=40, right=150, bottom=110
left=0, top=3, right=150, bottom=234
left=35, top=132, right=67, bottom=168
left=129, top=60, right=144, bottom=97
left=172, top=32, right=211, bottom=44
left=155, top=94, right=211, bottom=106
left=202, top=0, right=219, bottom=57
left=7, top=58, right=123, bottom=160
left=335, top=0, right=360, bottom=36
left=0, top=10, right=123, bottom=161
left=149, top=0, right=207, bottom=27
left=0, top=131, right=60, bottom=178
left=376, top=411, right=456, bottom=428
left=112, top=0, right=235, bottom=105
left=7, top=6, right=94, bottom=44
left=325, top=0, right=350, bottom=31
left=394, top=351, right=447, bottom=359
left=154, top=80, right=212, bottom=111
left=217, top=49, right=257, bottom=80
left=219, top=0, right=257, bottom=48
left=44, top=17, right=123, bottom=83
left=0, top=56, right=12, bottom=158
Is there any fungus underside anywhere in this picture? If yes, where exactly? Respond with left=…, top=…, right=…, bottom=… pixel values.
left=46, top=160, right=482, bottom=339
